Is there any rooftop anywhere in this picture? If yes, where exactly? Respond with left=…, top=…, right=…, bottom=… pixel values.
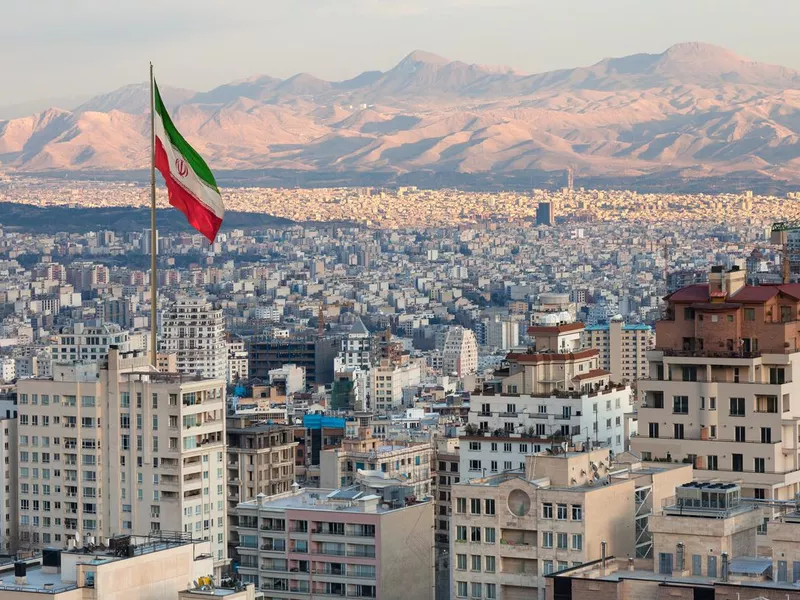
left=236, top=486, right=425, bottom=514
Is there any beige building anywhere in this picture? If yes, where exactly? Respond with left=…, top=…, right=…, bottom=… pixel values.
left=632, top=265, right=800, bottom=501
left=16, top=348, right=228, bottom=570
left=370, top=356, right=422, bottom=412
left=161, top=297, right=227, bottom=381
left=443, top=326, right=479, bottom=377
left=0, top=534, right=218, bottom=600
left=233, top=485, right=434, bottom=600
left=545, top=480, right=800, bottom=599
left=320, top=429, right=433, bottom=498
left=582, top=319, right=654, bottom=384
left=226, top=419, right=297, bottom=562
left=450, top=447, right=691, bottom=600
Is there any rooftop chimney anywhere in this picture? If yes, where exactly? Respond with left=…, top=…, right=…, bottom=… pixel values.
left=601, top=541, right=607, bottom=569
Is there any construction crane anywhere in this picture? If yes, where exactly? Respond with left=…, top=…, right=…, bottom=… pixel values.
left=771, top=221, right=800, bottom=284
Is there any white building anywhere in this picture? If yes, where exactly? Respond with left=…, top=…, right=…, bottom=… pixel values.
left=227, top=339, right=249, bottom=383
left=268, top=364, right=306, bottom=395
left=442, top=327, right=478, bottom=377
left=371, top=358, right=422, bottom=412
left=161, top=297, right=227, bottom=381
left=0, top=358, right=15, bottom=383
left=0, top=415, right=17, bottom=553
left=484, top=315, right=520, bottom=351
left=333, top=317, right=372, bottom=372
left=51, top=322, right=133, bottom=364
left=16, top=348, right=228, bottom=571
left=465, top=323, right=634, bottom=477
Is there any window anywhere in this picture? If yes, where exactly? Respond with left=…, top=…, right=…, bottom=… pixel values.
left=456, top=498, right=466, bottom=513
left=485, top=584, right=496, bottom=600
left=761, top=427, right=772, bottom=443
left=707, top=455, right=718, bottom=471
left=674, top=424, right=684, bottom=439
left=732, top=454, right=744, bottom=472
left=755, top=395, right=779, bottom=413
left=456, top=526, right=467, bottom=542
left=456, top=582, right=468, bottom=598
left=485, top=499, right=495, bottom=515
left=672, top=396, right=688, bottom=414
left=770, top=368, right=785, bottom=384
left=471, top=555, right=481, bottom=572
left=557, top=504, right=567, bottom=520
left=572, top=533, right=583, bottom=550
left=754, top=458, right=766, bottom=473
left=733, top=426, right=745, bottom=442
left=484, top=527, right=496, bottom=544
left=571, top=505, right=582, bottom=520
left=470, top=498, right=481, bottom=515
left=468, top=460, right=481, bottom=472
left=470, top=527, right=481, bottom=543
left=543, top=560, right=554, bottom=576
left=557, top=532, right=568, bottom=549
left=730, top=397, right=745, bottom=416
left=503, top=443, right=512, bottom=453
left=744, top=308, right=755, bottom=321
left=648, top=423, right=659, bottom=438
left=542, top=503, right=553, bottom=519
left=471, top=582, right=482, bottom=599
left=490, top=461, right=498, bottom=472
left=542, top=531, right=553, bottom=548
left=485, top=556, right=495, bottom=573
left=456, top=554, right=467, bottom=570
left=469, top=442, right=481, bottom=451
left=490, top=443, right=497, bottom=452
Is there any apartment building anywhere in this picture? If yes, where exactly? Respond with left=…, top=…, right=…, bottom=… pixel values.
left=583, top=319, right=654, bottom=383
left=320, top=429, right=433, bottom=498
left=227, top=339, right=249, bottom=383
left=233, top=485, right=433, bottom=600
left=51, top=322, right=134, bottom=364
left=333, top=317, right=372, bottom=371
left=161, top=297, right=227, bottom=381
left=15, top=348, right=228, bottom=570
left=450, top=447, right=691, bottom=600
left=0, top=415, right=17, bottom=554
left=470, top=324, right=634, bottom=459
left=371, top=357, right=422, bottom=412
left=433, top=437, right=461, bottom=548
left=0, top=533, right=220, bottom=600
left=631, top=265, right=800, bottom=501
left=443, top=326, right=479, bottom=377
left=545, top=481, right=800, bottom=600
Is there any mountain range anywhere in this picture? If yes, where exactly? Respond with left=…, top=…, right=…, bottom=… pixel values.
left=3, top=42, right=800, bottom=181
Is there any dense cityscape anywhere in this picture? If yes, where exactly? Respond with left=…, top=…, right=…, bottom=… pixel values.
left=2, top=171, right=800, bottom=599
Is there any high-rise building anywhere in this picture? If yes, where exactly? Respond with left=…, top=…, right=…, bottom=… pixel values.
left=632, top=265, right=800, bottom=501
left=232, top=483, right=433, bottom=600
left=161, top=297, right=227, bottom=380
left=51, top=322, right=135, bottom=364
left=227, top=339, right=249, bottom=383
left=536, top=202, right=554, bottom=226
left=583, top=319, right=655, bottom=384
left=16, top=349, right=228, bottom=570
left=225, top=419, right=297, bottom=562
left=0, top=414, right=17, bottom=554
left=442, top=327, right=478, bottom=377
left=483, top=315, right=520, bottom=351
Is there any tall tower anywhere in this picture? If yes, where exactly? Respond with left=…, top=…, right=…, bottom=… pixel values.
left=567, top=166, right=574, bottom=192
left=161, top=297, right=227, bottom=380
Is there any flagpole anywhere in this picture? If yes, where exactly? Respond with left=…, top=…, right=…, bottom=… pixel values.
left=149, top=62, right=158, bottom=368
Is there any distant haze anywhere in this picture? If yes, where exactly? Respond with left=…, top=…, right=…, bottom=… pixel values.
left=1, top=0, right=800, bottom=107
left=4, top=42, right=800, bottom=182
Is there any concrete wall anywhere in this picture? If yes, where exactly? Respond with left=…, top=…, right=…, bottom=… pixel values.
left=380, top=501, right=434, bottom=600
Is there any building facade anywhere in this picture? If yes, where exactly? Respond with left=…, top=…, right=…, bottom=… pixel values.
left=443, top=327, right=479, bottom=377
left=161, top=297, right=227, bottom=380
left=233, top=486, right=434, bottom=600
left=16, top=349, right=228, bottom=568
left=632, top=265, right=800, bottom=501
left=583, top=319, right=654, bottom=384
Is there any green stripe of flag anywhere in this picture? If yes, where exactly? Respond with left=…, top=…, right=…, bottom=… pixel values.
left=153, top=79, right=219, bottom=192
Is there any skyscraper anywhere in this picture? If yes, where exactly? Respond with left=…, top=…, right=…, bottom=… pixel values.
left=536, top=202, right=554, bottom=226
left=161, top=297, right=227, bottom=380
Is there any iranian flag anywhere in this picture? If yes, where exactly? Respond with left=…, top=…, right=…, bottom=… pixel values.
left=153, top=79, right=224, bottom=242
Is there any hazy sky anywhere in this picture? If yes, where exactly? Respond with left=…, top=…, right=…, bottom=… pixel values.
left=2, top=0, right=799, bottom=107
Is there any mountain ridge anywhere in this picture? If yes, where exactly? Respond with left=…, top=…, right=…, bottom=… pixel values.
left=3, top=43, right=800, bottom=180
